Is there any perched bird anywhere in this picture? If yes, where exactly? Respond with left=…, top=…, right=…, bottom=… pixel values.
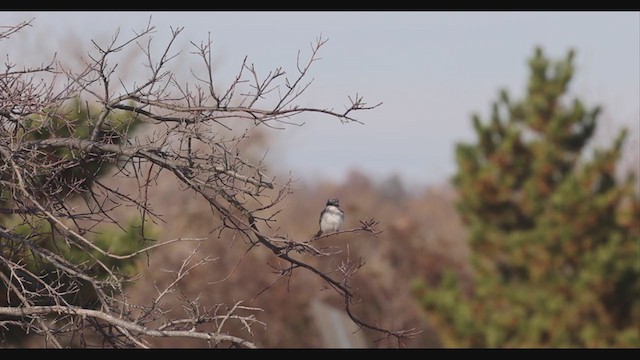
left=315, top=198, right=345, bottom=238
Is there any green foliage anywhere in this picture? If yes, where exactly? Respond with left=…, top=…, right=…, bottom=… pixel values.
left=12, top=217, right=154, bottom=279
left=3, top=217, right=155, bottom=307
left=1, top=97, right=142, bottom=206
left=1, top=97, right=149, bottom=326
left=415, top=47, right=640, bottom=347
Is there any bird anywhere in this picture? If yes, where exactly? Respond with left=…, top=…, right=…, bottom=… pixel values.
left=314, top=198, right=344, bottom=238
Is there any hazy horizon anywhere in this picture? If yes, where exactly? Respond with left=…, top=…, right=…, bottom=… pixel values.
left=2, top=11, right=638, bottom=187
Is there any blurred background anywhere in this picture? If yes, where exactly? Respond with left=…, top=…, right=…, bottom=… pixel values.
left=4, top=11, right=638, bottom=187
left=1, top=11, right=638, bottom=348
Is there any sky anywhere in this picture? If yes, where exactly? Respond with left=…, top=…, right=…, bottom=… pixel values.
left=2, top=11, right=639, bottom=187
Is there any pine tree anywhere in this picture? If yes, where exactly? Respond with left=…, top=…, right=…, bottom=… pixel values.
left=414, top=47, right=640, bottom=347
left=1, top=99, right=153, bottom=343
left=2, top=97, right=142, bottom=202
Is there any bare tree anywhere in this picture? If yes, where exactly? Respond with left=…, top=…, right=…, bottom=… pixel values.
left=0, top=19, right=418, bottom=348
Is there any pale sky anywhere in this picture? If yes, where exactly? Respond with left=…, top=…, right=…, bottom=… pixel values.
left=2, top=11, right=639, bottom=186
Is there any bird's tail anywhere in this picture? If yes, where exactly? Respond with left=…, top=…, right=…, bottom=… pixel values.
left=313, top=229, right=323, bottom=239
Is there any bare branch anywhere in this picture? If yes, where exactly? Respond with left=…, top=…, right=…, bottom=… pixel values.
left=0, top=20, right=410, bottom=349
left=0, top=305, right=257, bottom=348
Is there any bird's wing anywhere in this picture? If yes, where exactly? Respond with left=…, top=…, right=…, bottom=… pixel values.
left=319, top=207, right=327, bottom=225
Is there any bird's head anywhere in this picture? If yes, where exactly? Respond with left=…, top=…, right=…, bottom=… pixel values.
left=326, top=198, right=340, bottom=207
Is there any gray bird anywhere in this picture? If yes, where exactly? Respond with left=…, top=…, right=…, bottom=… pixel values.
left=315, top=198, right=345, bottom=238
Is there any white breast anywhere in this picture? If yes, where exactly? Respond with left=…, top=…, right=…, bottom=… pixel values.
left=320, top=206, right=344, bottom=233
